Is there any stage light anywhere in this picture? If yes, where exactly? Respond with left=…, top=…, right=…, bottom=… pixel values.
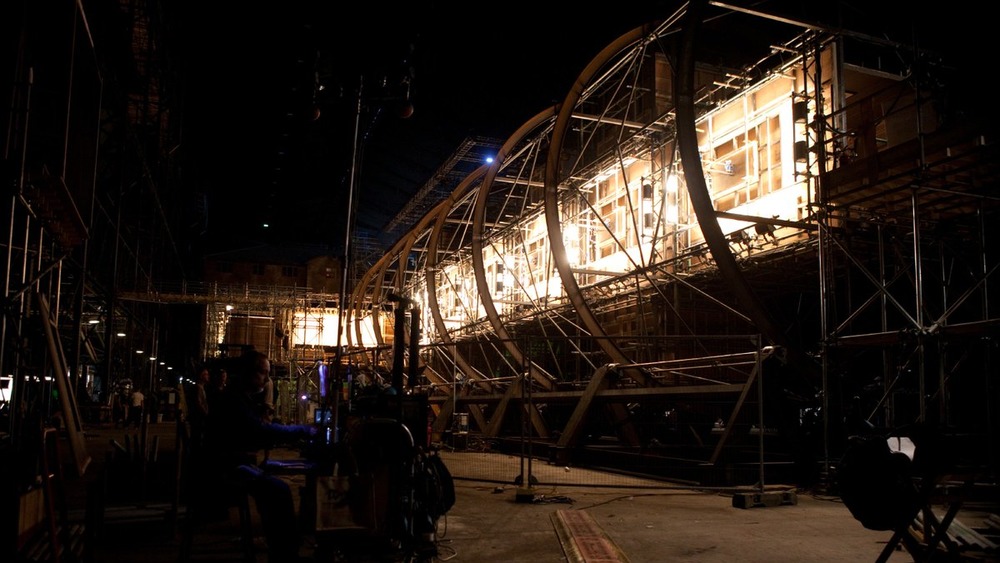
left=665, top=174, right=678, bottom=193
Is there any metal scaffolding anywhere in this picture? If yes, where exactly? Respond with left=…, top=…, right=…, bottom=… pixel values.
left=345, top=7, right=1000, bottom=486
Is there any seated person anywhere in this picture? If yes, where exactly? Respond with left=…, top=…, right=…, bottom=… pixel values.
left=200, top=350, right=316, bottom=562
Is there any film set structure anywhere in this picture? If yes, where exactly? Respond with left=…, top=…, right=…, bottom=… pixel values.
left=3, top=2, right=998, bottom=562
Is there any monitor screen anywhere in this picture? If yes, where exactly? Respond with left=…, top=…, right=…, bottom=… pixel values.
left=314, top=408, right=333, bottom=425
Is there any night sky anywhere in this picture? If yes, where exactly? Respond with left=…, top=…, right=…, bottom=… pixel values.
left=173, top=3, right=673, bottom=253
left=171, top=2, right=988, bottom=255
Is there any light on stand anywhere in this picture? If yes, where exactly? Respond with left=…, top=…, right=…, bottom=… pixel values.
left=318, top=362, right=328, bottom=398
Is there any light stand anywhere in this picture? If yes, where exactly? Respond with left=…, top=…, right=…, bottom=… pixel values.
left=329, top=76, right=364, bottom=443
left=387, top=292, right=412, bottom=396
left=327, top=70, right=413, bottom=443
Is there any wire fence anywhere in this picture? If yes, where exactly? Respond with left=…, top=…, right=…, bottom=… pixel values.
left=435, top=432, right=790, bottom=492
left=437, top=447, right=685, bottom=490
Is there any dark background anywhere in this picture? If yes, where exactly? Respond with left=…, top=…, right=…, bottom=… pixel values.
left=174, top=4, right=651, bottom=253
left=171, top=1, right=988, bottom=255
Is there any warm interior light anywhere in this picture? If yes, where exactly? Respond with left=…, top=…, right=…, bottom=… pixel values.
left=116, top=332, right=126, bottom=337
left=665, top=175, right=678, bottom=193
left=667, top=204, right=679, bottom=224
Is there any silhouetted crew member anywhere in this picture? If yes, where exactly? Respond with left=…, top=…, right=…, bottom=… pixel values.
left=202, top=351, right=315, bottom=562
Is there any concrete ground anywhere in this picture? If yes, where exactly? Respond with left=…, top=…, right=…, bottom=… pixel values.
left=45, top=421, right=1000, bottom=562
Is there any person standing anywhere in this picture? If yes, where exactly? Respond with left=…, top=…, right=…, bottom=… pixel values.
left=206, top=367, right=227, bottom=413
left=211, top=367, right=228, bottom=393
left=128, top=387, right=145, bottom=428
left=146, top=388, right=160, bottom=424
left=113, top=388, right=128, bottom=428
left=187, top=365, right=211, bottom=450
left=259, top=375, right=275, bottom=423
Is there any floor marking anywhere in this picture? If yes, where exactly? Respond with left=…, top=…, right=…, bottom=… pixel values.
left=552, top=509, right=630, bottom=563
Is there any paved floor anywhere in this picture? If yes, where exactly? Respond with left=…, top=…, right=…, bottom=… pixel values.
left=48, top=422, right=1000, bottom=562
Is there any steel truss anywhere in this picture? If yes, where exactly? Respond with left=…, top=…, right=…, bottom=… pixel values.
left=347, top=4, right=1000, bottom=485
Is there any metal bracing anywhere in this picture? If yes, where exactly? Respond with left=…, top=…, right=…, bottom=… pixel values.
left=1, top=1, right=198, bottom=502
left=383, top=136, right=504, bottom=239
left=345, top=4, right=1000, bottom=485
